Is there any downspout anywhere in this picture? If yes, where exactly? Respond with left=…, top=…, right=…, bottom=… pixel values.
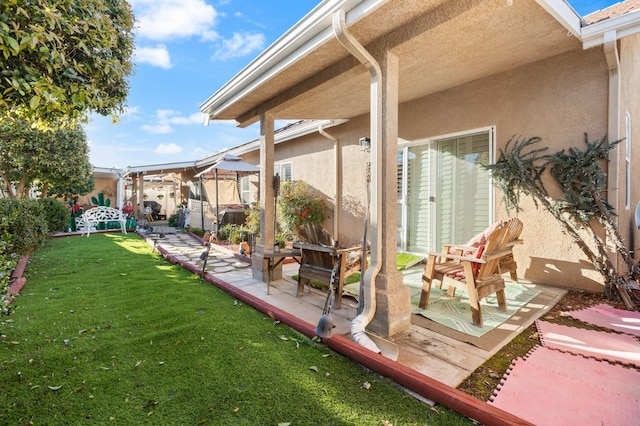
left=333, top=9, right=383, bottom=354
left=318, top=124, right=340, bottom=240
left=604, top=30, right=620, bottom=266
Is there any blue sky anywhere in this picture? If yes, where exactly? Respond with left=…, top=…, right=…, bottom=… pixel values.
left=85, top=0, right=621, bottom=169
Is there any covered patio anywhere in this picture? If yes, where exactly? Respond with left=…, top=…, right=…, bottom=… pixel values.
left=199, top=0, right=636, bottom=341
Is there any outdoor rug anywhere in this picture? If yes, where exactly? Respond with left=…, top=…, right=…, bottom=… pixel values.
left=536, top=320, right=640, bottom=367
left=344, top=267, right=541, bottom=339
left=567, top=303, right=640, bottom=337
left=489, top=345, right=640, bottom=425
left=405, top=273, right=541, bottom=338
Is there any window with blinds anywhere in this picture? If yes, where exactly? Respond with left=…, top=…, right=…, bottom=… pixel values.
left=436, top=132, right=491, bottom=248
left=275, top=163, right=292, bottom=182
left=398, top=128, right=493, bottom=253
left=240, top=176, right=251, bottom=204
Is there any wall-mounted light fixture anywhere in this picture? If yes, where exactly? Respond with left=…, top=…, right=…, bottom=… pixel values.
left=359, top=137, right=371, bottom=152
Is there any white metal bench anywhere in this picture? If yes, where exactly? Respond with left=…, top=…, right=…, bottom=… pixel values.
left=77, top=206, right=127, bottom=237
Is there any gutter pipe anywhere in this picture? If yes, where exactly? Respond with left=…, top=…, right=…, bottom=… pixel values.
left=332, top=9, right=382, bottom=355
left=604, top=30, right=620, bottom=267
left=318, top=124, right=340, bottom=240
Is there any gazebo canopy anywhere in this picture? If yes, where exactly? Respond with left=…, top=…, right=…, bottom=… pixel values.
left=194, top=154, right=260, bottom=178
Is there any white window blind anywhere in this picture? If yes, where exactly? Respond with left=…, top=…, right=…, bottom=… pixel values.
left=401, top=129, right=493, bottom=253
left=275, top=163, right=292, bottom=182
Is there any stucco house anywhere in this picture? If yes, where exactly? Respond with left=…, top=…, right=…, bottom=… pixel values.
left=198, top=0, right=640, bottom=337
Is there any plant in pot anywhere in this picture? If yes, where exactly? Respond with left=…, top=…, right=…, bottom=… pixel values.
left=277, top=180, right=326, bottom=239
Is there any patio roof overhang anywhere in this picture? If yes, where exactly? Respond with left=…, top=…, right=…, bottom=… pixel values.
left=119, top=118, right=348, bottom=179
left=200, top=0, right=588, bottom=127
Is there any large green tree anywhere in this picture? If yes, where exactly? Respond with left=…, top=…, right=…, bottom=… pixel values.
left=0, top=115, right=94, bottom=199
left=0, top=0, right=135, bottom=122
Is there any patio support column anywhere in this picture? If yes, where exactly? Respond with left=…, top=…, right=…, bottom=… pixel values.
left=116, top=171, right=124, bottom=209
left=252, top=111, right=278, bottom=281
left=369, top=49, right=412, bottom=337
left=137, top=173, right=145, bottom=219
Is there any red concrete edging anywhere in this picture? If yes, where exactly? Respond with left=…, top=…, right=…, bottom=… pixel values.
left=11, top=251, right=30, bottom=279
left=148, top=233, right=530, bottom=425
left=6, top=252, right=31, bottom=304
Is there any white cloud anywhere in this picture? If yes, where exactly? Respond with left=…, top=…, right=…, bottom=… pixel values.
left=169, top=112, right=206, bottom=125
left=212, top=32, right=265, bottom=61
left=141, top=123, right=174, bottom=134
left=233, top=11, right=267, bottom=30
left=200, top=30, right=220, bottom=43
left=134, top=45, right=172, bottom=68
left=142, top=110, right=205, bottom=134
left=131, top=0, right=217, bottom=41
left=155, top=143, right=183, bottom=155
left=121, top=105, right=141, bottom=120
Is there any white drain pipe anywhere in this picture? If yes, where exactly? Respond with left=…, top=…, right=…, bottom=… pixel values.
left=318, top=124, right=340, bottom=240
left=332, top=9, right=382, bottom=354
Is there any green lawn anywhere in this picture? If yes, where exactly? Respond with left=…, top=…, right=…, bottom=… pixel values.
left=1, top=234, right=471, bottom=425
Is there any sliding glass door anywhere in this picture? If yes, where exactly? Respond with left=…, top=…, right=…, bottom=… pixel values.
left=398, top=128, right=494, bottom=253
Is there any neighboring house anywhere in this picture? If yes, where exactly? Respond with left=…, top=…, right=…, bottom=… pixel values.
left=78, top=167, right=125, bottom=210
left=199, top=0, right=640, bottom=337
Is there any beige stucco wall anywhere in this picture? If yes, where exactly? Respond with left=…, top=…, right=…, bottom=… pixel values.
left=399, top=47, right=610, bottom=291
left=258, top=46, right=620, bottom=291
left=76, top=177, right=120, bottom=209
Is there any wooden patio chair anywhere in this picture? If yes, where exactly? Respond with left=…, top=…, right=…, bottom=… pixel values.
left=294, top=223, right=365, bottom=309
left=497, top=218, right=523, bottom=283
left=418, top=218, right=523, bottom=327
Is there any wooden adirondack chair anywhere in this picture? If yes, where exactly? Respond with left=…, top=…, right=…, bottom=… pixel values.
left=419, top=218, right=523, bottom=327
left=294, top=224, right=365, bottom=309
left=497, top=218, right=523, bottom=283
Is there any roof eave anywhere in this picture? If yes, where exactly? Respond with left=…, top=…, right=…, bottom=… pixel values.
left=124, top=161, right=199, bottom=175
left=535, top=0, right=583, bottom=38
left=199, top=0, right=386, bottom=123
left=582, top=8, right=640, bottom=49
left=197, top=119, right=349, bottom=164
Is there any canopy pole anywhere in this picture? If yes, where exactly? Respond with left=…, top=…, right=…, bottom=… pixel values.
left=200, top=176, right=204, bottom=229
left=215, top=169, right=219, bottom=234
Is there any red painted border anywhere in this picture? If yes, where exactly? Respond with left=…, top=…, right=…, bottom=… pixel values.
left=6, top=252, right=31, bottom=304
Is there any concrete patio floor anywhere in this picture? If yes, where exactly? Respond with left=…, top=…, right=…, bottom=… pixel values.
left=143, top=227, right=567, bottom=389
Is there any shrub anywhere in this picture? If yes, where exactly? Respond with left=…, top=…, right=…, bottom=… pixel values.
left=190, top=227, right=205, bottom=237
left=216, top=224, right=231, bottom=241
left=38, top=198, right=71, bottom=232
left=244, top=203, right=260, bottom=234
left=168, top=213, right=179, bottom=227
left=215, top=224, right=251, bottom=244
left=229, top=225, right=251, bottom=244
left=0, top=214, right=18, bottom=316
left=0, top=199, right=48, bottom=254
left=277, top=180, right=326, bottom=233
